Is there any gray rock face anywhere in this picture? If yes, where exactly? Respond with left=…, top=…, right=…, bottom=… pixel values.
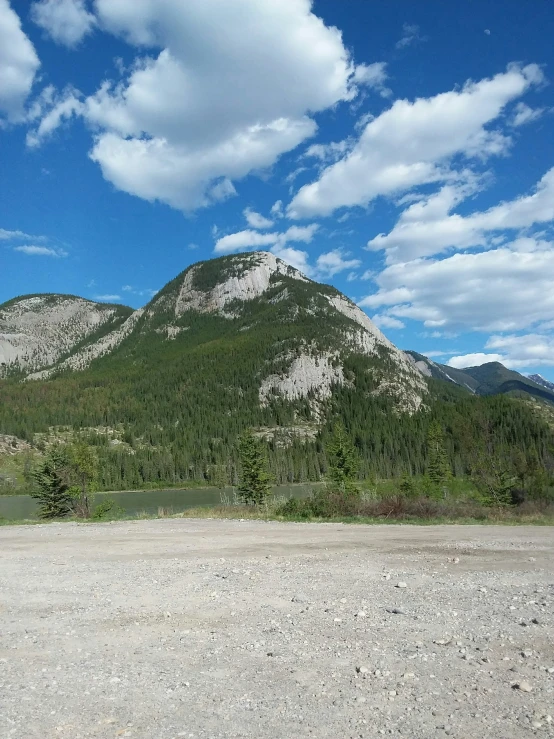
left=0, top=295, right=126, bottom=376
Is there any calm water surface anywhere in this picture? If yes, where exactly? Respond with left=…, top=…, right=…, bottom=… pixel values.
left=0, top=484, right=317, bottom=521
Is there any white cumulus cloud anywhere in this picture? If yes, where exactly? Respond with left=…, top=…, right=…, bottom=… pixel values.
left=447, top=353, right=503, bottom=369
left=371, top=314, right=405, bottom=330
left=448, top=335, right=554, bottom=370
left=315, top=248, right=361, bottom=276
left=214, top=223, right=318, bottom=254
left=484, top=333, right=554, bottom=368
left=271, top=245, right=312, bottom=275
left=367, top=167, right=554, bottom=262
left=0, top=0, right=40, bottom=122
left=243, top=208, right=273, bottom=229
left=78, top=0, right=377, bottom=211
left=288, top=64, right=543, bottom=219
left=360, top=241, right=554, bottom=333
left=31, top=0, right=96, bottom=47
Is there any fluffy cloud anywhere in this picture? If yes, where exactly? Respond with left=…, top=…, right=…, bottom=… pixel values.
left=511, top=101, right=545, bottom=127
left=213, top=230, right=278, bottom=253
left=447, top=353, right=503, bottom=369
left=367, top=167, right=554, bottom=262
left=243, top=208, right=273, bottom=229
left=315, top=248, right=361, bottom=276
left=448, top=335, right=554, bottom=370
left=288, top=64, right=543, bottom=219
left=0, top=0, right=40, bottom=121
left=360, top=242, right=554, bottom=332
left=271, top=245, right=312, bottom=275
left=13, top=244, right=68, bottom=257
left=371, top=314, right=405, bottom=330
left=271, top=200, right=284, bottom=218
left=31, top=0, right=95, bottom=47
left=26, top=86, right=83, bottom=147
left=214, top=223, right=318, bottom=254
left=211, top=221, right=368, bottom=279
left=76, top=0, right=378, bottom=211
left=352, top=61, right=390, bottom=97
left=485, top=334, right=554, bottom=368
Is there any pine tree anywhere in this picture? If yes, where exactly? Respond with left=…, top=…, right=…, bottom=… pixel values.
left=426, top=421, right=451, bottom=487
left=399, top=473, right=416, bottom=498
left=326, top=422, right=360, bottom=494
left=31, top=447, right=73, bottom=519
left=237, top=430, right=271, bottom=505
left=67, top=440, right=98, bottom=518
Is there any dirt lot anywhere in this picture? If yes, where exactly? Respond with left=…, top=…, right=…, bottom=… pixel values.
left=1, top=519, right=553, bottom=739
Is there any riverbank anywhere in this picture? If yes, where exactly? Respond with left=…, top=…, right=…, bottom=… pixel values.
left=0, top=483, right=318, bottom=521
left=3, top=501, right=554, bottom=527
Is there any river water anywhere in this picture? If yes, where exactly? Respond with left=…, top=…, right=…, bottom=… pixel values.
left=0, top=484, right=318, bottom=521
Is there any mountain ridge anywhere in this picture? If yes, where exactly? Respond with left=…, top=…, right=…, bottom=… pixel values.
left=0, top=293, right=133, bottom=378
left=3, top=252, right=427, bottom=414
left=405, top=351, right=554, bottom=404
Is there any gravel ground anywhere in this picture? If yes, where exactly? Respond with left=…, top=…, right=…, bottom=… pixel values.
left=1, top=519, right=553, bottom=739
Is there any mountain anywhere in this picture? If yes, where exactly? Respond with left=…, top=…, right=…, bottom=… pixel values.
left=1, top=252, right=552, bottom=490
left=0, top=294, right=132, bottom=378
left=529, top=374, right=554, bottom=393
left=6, top=252, right=427, bottom=412
left=404, top=350, right=480, bottom=392
left=406, top=351, right=554, bottom=404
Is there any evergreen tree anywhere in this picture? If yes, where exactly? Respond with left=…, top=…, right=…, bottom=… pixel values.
left=237, top=430, right=271, bottom=505
left=326, top=422, right=359, bottom=494
left=67, top=440, right=98, bottom=518
left=426, top=421, right=451, bottom=486
left=31, top=447, right=73, bottom=519
left=471, top=453, right=515, bottom=506
left=399, top=473, right=416, bottom=498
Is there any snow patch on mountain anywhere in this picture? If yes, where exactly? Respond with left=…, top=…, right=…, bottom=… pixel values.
left=528, top=373, right=554, bottom=392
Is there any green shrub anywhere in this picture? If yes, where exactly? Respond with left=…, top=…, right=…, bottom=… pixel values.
left=93, top=497, right=124, bottom=520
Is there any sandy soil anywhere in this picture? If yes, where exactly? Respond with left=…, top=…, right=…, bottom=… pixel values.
left=1, top=519, right=553, bottom=738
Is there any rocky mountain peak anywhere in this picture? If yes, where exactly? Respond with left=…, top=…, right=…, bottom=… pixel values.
left=0, top=294, right=132, bottom=376
left=173, top=251, right=308, bottom=317
left=528, top=373, right=554, bottom=392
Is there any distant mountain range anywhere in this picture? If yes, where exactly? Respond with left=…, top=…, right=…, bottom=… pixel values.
left=528, top=374, right=554, bottom=393
left=405, top=351, right=554, bottom=404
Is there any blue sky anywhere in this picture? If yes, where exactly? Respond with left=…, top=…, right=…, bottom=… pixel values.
left=2, top=0, right=554, bottom=377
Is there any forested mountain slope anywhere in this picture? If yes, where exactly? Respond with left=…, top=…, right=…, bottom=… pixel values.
left=1, top=252, right=553, bottom=489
